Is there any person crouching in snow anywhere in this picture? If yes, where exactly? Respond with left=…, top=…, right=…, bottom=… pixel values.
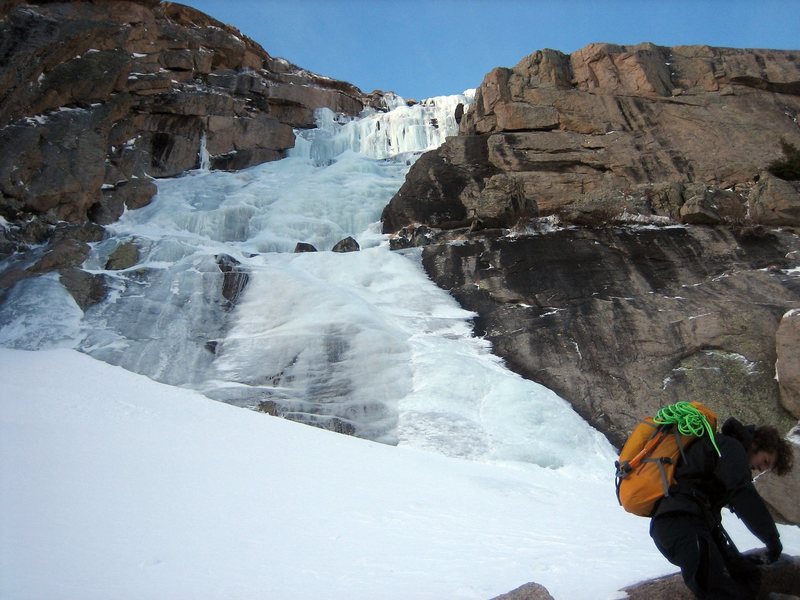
left=649, top=417, right=794, bottom=599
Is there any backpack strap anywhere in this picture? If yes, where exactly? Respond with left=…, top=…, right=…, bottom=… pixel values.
left=640, top=453, right=675, bottom=497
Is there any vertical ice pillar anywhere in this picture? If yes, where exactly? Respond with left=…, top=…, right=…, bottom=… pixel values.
left=198, top=131, right=211, bottom=171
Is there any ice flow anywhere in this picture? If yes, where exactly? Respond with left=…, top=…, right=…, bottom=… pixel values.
left=0, top=89, right=614, bottom=470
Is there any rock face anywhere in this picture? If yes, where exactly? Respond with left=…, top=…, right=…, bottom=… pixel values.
left=777, top=311, right=800, bottom=418
left=0, top=0, right=365, bottom=227
left=383, top=43, right=800, bottom=522
left=382, top=43, right=800, bottom=231
left=421, top=225, right=800, bottom=447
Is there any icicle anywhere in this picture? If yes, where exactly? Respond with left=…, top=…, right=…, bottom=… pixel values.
left=198, top=131, right=210, bottom=171
left=291, top=90, right=475, bottom=164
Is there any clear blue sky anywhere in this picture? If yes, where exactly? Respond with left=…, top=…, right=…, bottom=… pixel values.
left=181, top=0, right=799, bottom=100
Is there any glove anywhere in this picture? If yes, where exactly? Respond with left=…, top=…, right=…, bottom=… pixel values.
left=726, top=553, right=762, bottom=593
left=766, top=542, right=783, bottom=564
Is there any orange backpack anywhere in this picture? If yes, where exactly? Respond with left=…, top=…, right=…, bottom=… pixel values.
left=615, top=401, right=719, bottom=517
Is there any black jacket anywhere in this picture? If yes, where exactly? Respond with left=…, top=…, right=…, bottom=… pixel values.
left=652, top=417, right=781, bottom=554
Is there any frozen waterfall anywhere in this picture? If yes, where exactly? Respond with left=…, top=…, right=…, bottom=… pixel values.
left=0, top=90, right=614, bottom=470
left=293, top=92, right=468, bottom=164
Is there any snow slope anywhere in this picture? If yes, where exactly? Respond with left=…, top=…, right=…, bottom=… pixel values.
left=3, top=348, right=799, bottom=600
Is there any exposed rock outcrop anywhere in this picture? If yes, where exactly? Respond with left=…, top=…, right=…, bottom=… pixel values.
left=493, top=555, right=800, bottom=600
left=216, top=253, right=249, bottom=308
left=490, top=581, right=554, bottom=600
left=382, top=43, right=800, bottom=232
left=105, top=240, right=140, bottom=271
left=294, top=242, right=318, bottom=253
left=332, top=236, right=360, bottom=253
left=620, top=554, right=800, bottom=599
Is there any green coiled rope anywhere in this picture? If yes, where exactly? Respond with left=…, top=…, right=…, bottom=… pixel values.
left=653, top=401, right=721, bottom=456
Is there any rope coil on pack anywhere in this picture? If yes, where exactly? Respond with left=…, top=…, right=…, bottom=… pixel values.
left=653, top=401, right=721, bottom=456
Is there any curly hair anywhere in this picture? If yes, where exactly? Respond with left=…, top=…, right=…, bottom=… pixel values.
left=752, top=426, right=795, bottom=476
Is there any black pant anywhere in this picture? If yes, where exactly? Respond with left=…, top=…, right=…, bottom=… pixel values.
left=650, top=513, right=760, bottom=599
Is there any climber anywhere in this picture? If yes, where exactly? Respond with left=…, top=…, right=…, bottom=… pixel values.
left=649, top=416, right=794, bottom=599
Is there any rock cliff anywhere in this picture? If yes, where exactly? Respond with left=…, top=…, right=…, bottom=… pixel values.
left=383, top=43, right=800, bottom=231
left=0, top=0, right=365, bottom=229
left=383, top=43, right=800, bottom=522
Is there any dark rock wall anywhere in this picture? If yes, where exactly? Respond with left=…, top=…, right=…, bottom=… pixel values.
left=417, top=222, right=800, bottom=520
left=422, top=226, right=800, bottom=447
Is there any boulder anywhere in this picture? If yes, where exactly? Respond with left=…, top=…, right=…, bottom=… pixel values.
left=216, top=254, right=250, bottom=307
left=332, top=236, right=360, bottom=253
left=105, top=241, right=140, bottom=271
left=679, top=184, right=748, bottom=225
left=750, top=172, right=800, bottom=226
left=490, top=581, right=554, bottom=600
left=294, top=242, right=318, bottom=253
left=59, top=267, right=107, bottom=311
